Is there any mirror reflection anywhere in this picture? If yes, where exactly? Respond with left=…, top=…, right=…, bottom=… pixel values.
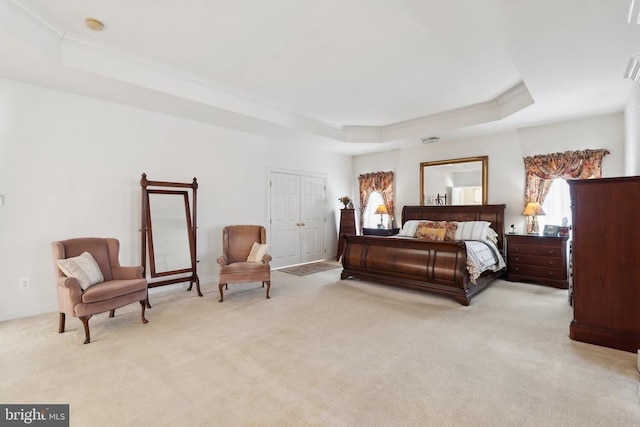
left=420, top=156, right=488, bottom=205
left=146, top=191, right=194, bottom=277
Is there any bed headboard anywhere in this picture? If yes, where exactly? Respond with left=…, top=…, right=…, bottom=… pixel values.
left=401, top=204, right=506, bottom=250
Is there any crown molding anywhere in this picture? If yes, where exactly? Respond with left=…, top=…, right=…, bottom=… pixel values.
left=0, top=0, right=63, bottom=58
left=344, top=82, right=533, bottom=142
left=60, top=33, right=348, bottom=141
left=1, top=0, right=534, bottom=145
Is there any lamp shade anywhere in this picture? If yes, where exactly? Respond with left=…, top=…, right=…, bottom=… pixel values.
left=374, top=204, right=388, bottom=215
left=521, top=202, right=545, bottom=216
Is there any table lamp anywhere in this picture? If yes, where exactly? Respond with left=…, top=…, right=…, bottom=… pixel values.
left=521, top=202, right=545, bottom=234
left=374, top=204, right=388, bottom=228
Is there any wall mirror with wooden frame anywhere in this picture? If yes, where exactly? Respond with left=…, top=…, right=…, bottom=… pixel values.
left=420, top=156, right=488, bottom=205
left=141, top=174, right=201, bottom=302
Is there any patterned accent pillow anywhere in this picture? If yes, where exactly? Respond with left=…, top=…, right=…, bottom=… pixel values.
left=398, top=220, right=427, bottom=237
left=442, top=221, right=458, bottom=241
left=415, top=223, right=446, bottom=241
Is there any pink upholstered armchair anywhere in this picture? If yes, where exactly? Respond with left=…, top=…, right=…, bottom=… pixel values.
left=216, top=225, right=271, bottom=302
left=52, top=237, right=148, bottom=344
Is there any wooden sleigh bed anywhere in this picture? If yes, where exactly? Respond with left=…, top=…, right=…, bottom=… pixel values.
left=340, top=204, right=506, bottom=305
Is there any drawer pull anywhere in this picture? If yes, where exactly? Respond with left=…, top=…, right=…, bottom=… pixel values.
left=549, top=261, right=554, bottom=265
left=515, top=257, right=520, bottom=262
left=548, top=249, right=555, bottom=254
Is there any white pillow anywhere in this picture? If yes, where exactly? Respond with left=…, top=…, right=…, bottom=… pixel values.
left=398, top=220, right=426, bottom=237
left=56, top=251, right=104, bottom=290
left=455, top=221, right=491, bottom=241
left=486, top=227, right=499, bottom=244
left=246, top=242, right=269, bottom=262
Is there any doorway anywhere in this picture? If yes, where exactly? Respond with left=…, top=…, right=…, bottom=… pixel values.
left=269, top=171, right=326, bottom=268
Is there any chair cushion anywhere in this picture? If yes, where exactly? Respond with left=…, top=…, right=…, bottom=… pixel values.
left=220, top=261, right=270, bottom=274
left=56, top=252, right=104, bottom=290
left=81, top=278, right=148, bottom=303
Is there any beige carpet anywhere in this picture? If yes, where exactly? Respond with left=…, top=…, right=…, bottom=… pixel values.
left=278, top=261, right=341, bottom=276
left=1, top=269, right=639, bottom=426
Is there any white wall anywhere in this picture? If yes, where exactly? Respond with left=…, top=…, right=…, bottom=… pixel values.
left=625, top=84, right=640, bottom=175
left=354, top=113, right=625, bottom=235
left=0, top=78, right=352, bottom=321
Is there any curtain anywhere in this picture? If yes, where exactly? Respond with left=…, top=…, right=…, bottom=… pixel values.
left=522, top=148, right=609, bottom=232
left=357, top=171, right=394, bottom=232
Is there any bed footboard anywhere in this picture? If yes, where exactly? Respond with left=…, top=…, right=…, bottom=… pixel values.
left=340, top=235, right=501, bottom=305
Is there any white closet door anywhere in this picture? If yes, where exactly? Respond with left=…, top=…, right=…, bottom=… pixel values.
left=300, top=175, right=326, bottom=263
left=270, top=172, right=301, bottom=268
left=269, top=171, right=326, bottom=268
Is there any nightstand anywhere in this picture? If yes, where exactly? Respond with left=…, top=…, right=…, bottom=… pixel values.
left=362, top=227, right=400, bottom=236
left=505, top=234, right=569, bottom=289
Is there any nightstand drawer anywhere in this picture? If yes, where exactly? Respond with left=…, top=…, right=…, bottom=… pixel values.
left=509, top=264, right=566, bottom=280
left=509, top=244, right=563, bottom=257
left=509, top=254, right=564, bottom=268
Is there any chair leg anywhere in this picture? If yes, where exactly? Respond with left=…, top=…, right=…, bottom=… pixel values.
left=80, top=315, right=92, bottom=344
left=140, top=300, right=149, bottom=324
left=109, top=309, right=116, bottom=318
left=265, top=281, right=271, bottom=299
left=218, top=283, right=225, bottom=302
left=58, top=313, right=65, bottom=333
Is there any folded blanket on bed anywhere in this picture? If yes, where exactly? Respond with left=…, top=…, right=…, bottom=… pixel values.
left=465, top=241, right=505, bottom=284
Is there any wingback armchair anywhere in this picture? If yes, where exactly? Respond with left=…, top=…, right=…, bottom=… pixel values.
left=52, top=237, right=148, bottom=344
left=217, top=225, right=271, bottom=302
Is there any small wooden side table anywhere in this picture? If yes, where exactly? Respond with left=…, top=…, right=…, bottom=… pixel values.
left=362, top=227, right=400, bottom=236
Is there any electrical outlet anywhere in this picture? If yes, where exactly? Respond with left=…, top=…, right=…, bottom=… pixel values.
left=19, top=278, right=30, bottom=289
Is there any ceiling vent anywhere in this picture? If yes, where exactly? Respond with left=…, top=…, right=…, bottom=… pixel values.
left=629, top=0, right=640, bottom=24
left=421, top=137, right=440, bottom=144
left=624, top=54, right=640, bottom=81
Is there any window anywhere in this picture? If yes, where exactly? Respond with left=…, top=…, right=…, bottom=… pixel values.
left=539, top=179, right=572, bottom=229
left=363, top=192, right=384, bottom=228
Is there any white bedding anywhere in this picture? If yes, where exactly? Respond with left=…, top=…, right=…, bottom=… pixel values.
left=464, top=240, right=505, bottom=284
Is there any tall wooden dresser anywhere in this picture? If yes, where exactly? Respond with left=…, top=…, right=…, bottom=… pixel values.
left=336, top=208, right=356, bottom=260
left=568, top=176, right=640, bottom=353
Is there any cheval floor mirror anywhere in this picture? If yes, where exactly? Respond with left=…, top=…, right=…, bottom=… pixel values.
left=140, top=173, right=201, bottom=306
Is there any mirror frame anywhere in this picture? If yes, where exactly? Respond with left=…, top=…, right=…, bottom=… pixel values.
left=145, top=189, right=194, bottom=278
left=419, top=156, right=488, bottom=206
left=140, top=173, right=201, bottom=298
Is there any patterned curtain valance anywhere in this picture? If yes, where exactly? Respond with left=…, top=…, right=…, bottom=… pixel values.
left=523, top=149, right=610, bottom=180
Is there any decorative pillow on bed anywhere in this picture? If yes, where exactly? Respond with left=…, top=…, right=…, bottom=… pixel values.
left=454, top=221, right=491, bottom=241
left=486, top=227, right=499, bottom=244
left=442, top=221, right=458, bottom=241
left=398, top=220, right=424, bottom=237
left=415, top=223, right=446, bottom=241
left=400, top=219, right=457, bottom=240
